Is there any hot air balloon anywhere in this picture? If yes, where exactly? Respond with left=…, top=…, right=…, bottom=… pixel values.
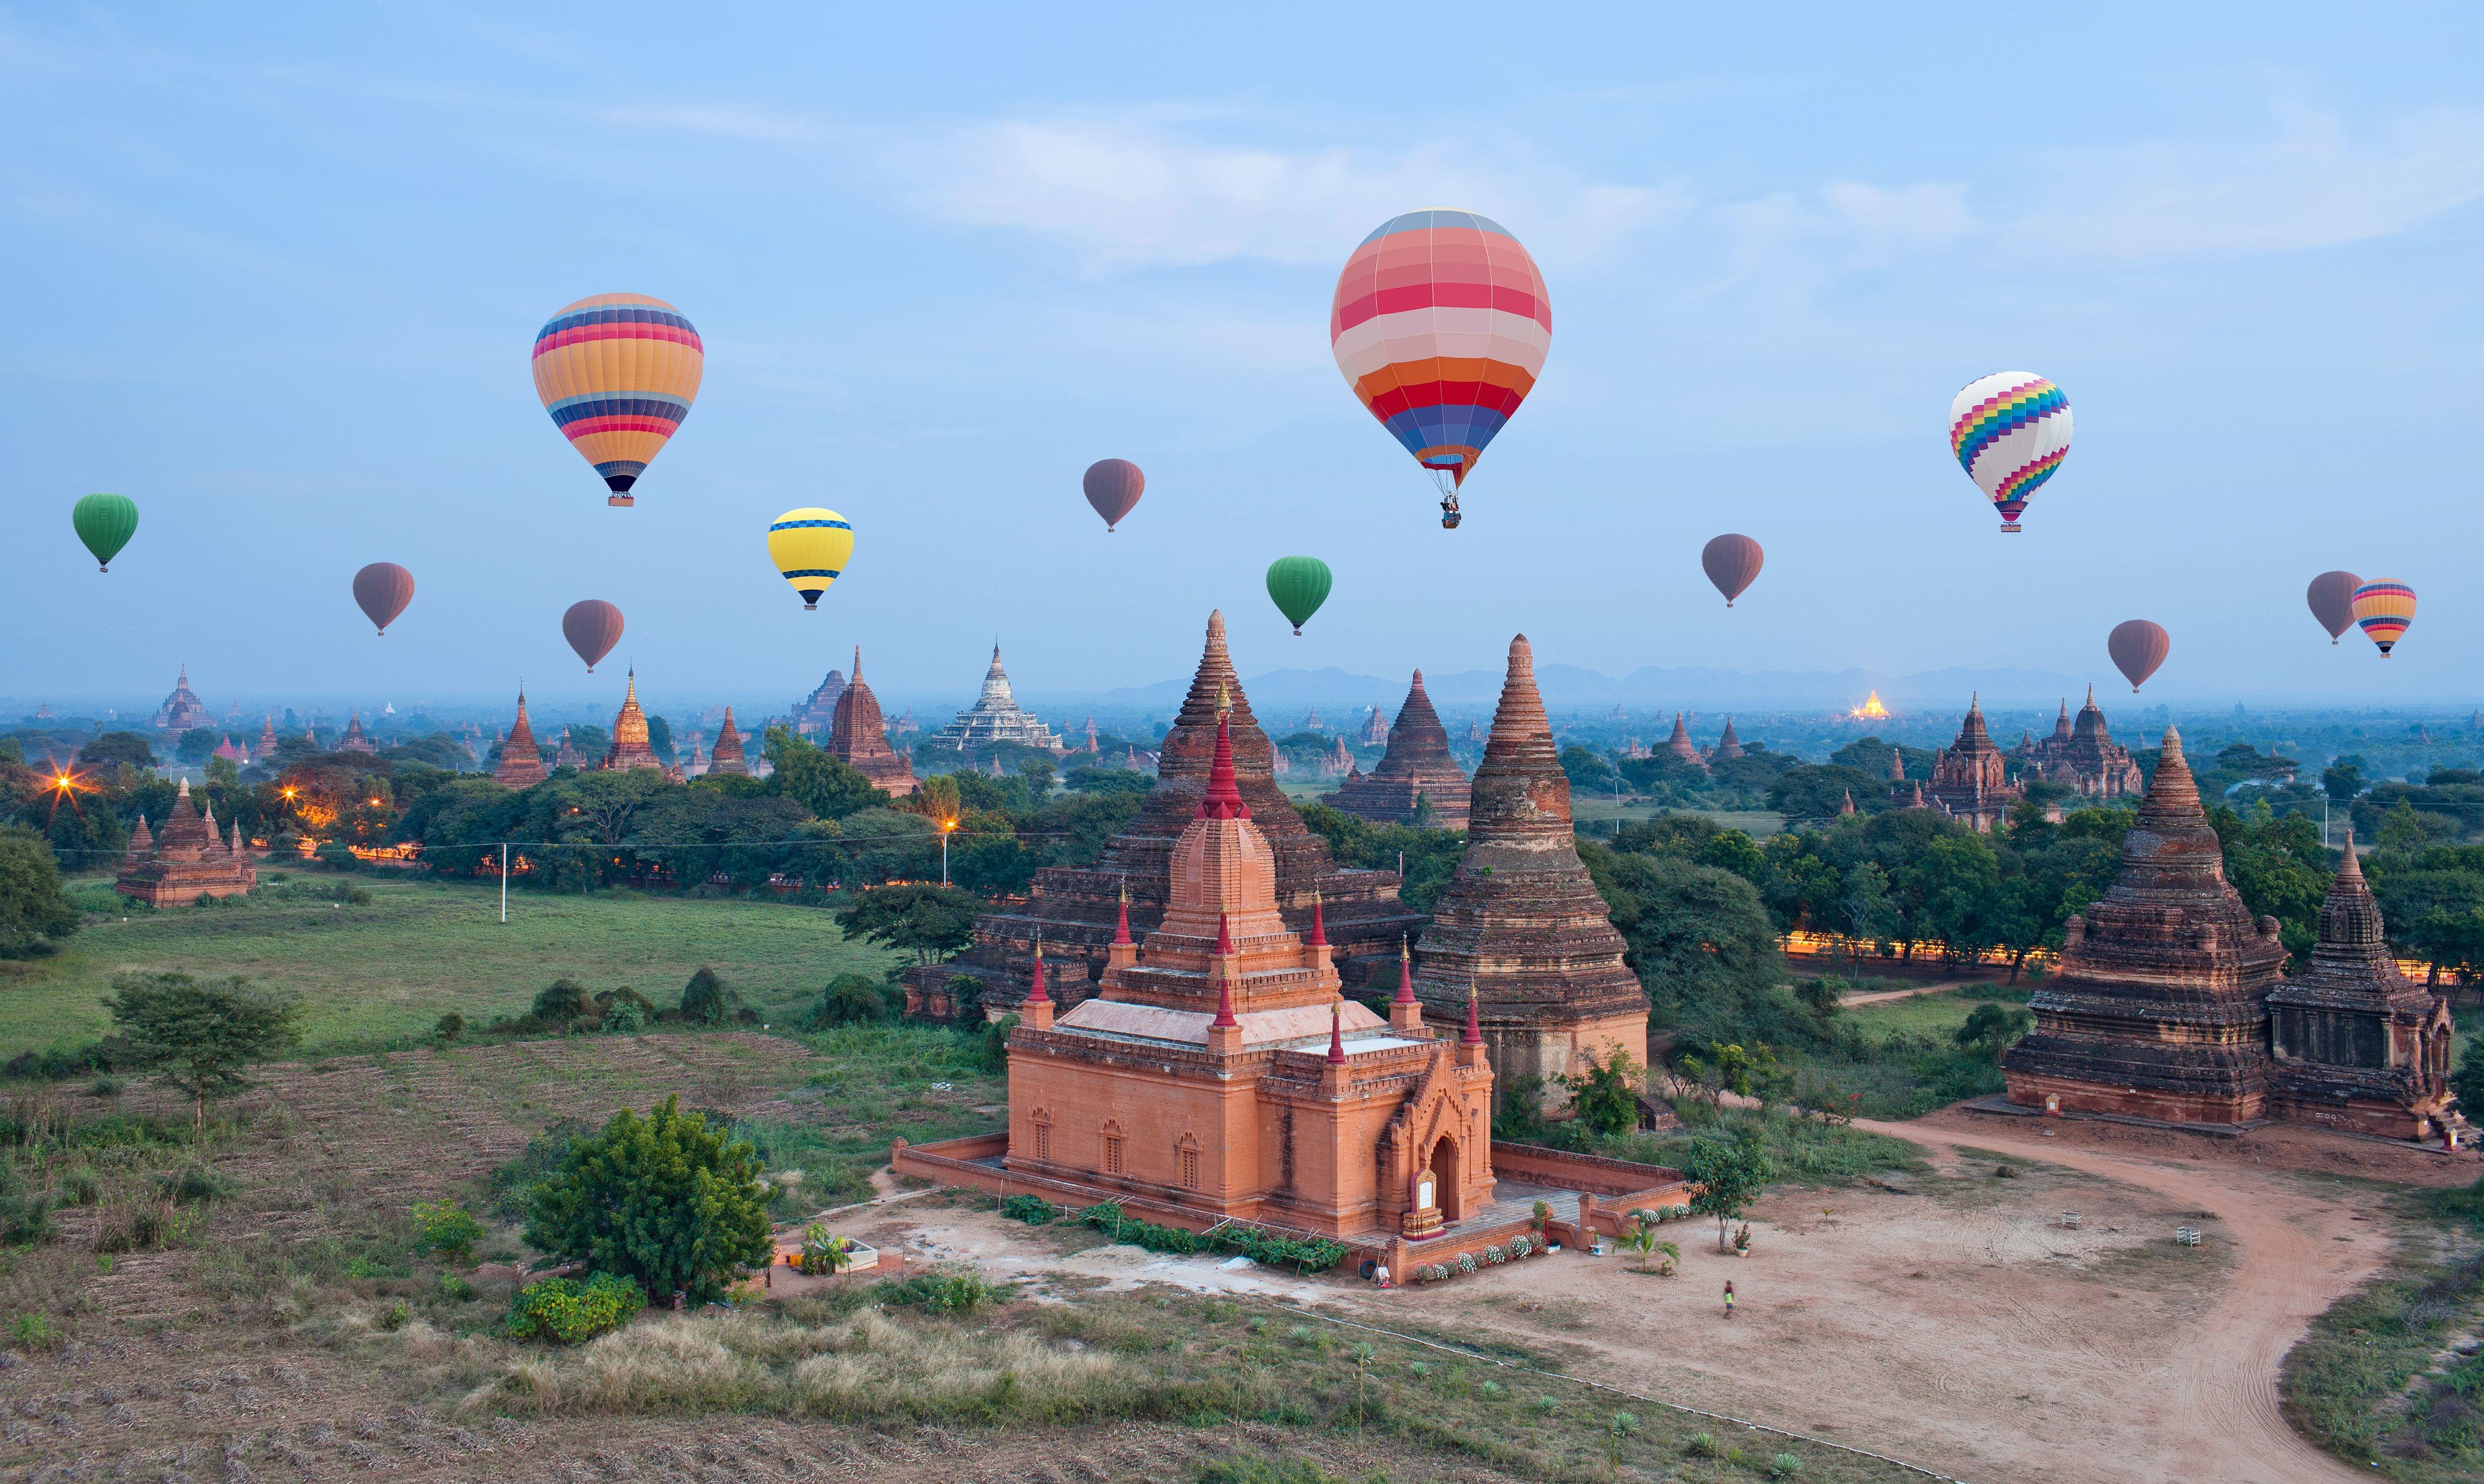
left=767, top=508, right=854, bottom=610
left=1083, top=460, right=1144, bottom=532
left=1265, top=557, right=1332, bottom=636
left=71, top=493, right=138, bottom=573
left=532, top=294, right=703, bottom=507
left=2107, top=620, right=2169, bottom=692
left=563, top=600, right=625, bottom=673
left=351, top=563, right=415, bottom=636
left=2351, top=579, right=2416, bottom=657
left=1949, top=372, right=2071, bottom=532
left=1331, top=210, right=1550, bottom=530
left=1701, top=535, right=1763, bottom=608
left=2305, top=571, right=2361, bottom=645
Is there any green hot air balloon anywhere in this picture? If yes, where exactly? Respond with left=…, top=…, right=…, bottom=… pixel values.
left=73, top=493, right=139, bottom=573
left=1265, top=556, right=1333, bottom=635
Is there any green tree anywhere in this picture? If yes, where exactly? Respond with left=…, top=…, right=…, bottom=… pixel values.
left=521, top=1096, right=773, bottom=1304
left=105, top=972, right=303, bottom=1127
left=1577, top=845, right=1783, bottom=1025
left=532, top=978, right=597, bottom=1026
left=764, top=726, right=887, bottom=821
left=1916, top=833, right=2001, bottom=965
left=1681, top=1138, right=1769, bottom=1254
left=1063, top=767, right=1151, bottom=796
left=1560, top=1048, right=1644, bottom=1137
left=834, top=884, right=984, bottom=966
left=174, top=728, right=219, bottom=765
left=1955, top=1003, right=2034, bottom=1057
left=808, top=972, right=888, bottom=1028
left=1559, top=744, right=1617, bottom=790
left=676, top=966, right=741, bottom=1025
left=2322, top=756, right=2365, bottom=805
left=0, top=825, right=81, bottom=958
left=2451, top=1036, right=2484, bottom=1119
left=77, top=731, right=157, bottom=775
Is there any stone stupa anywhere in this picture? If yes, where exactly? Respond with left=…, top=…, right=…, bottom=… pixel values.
left=708, top=707, right=749, bottom=776
left=600, top=671, right=664, bottom=772
left=1321, top=669, right=1471, bottom=827
left=493, top=688, right=548, bottom=788
left=829, top=648, right=915, bottom=796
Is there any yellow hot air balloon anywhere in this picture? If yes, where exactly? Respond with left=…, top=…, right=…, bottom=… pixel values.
left=767, top=508, right=854, bottom=610
left=532, top=294, right=703, bottom=507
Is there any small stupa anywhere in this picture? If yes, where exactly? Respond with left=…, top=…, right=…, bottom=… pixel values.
left=708, top=707, right=749, bottom=776
left=601, top=671, right=664, bottom=772
left=1321, top=669, right=1471, bottom=827
left=829, top=648, right=915, bottom=796
left=494, top=688, right=548, bottom=788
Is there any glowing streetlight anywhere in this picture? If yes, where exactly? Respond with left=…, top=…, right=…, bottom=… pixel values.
left=940, top=818, right=958, bottom=886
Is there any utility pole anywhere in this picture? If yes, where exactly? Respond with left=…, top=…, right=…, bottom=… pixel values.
left=501, top=842, right=509, bottom=923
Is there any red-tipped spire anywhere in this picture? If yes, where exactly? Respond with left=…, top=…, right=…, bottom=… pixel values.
left=1213, top=910, right=1234, bottom=956
left=1393, top=936, right=1415, bottom=1005
left=1212, top=971, right=1239, bottom=1028
left=1113, top=884, right=1132, bottom=946
left=1196, top=701, right=1250, bottom=821
left=1462, top=980, right=1483, bottom=1046
left=1308, top=890, right=1327, bottom=947
left=1325, top=1001, right=1346, bottom=1065
left=1024, top=935, right=1051, bottom=1005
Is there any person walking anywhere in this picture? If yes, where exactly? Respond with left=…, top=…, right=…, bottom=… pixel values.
left=1723, top=1280, right=1736, bottom=1320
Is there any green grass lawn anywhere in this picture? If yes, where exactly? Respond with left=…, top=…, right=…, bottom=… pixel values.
left=1838, top=986, right=2032, bottom=1042
left=3, top=874, right=899, bottom=1059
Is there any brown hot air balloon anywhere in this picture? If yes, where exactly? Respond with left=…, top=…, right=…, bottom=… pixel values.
left=351, top=562, right=415, bottom=636
left=562, top=600, right=624, bottom=673
left=2306, top=570, right=2361, bottom=645
left=1083, top=459, right=1145, bottom=532
left=1700, top=535, right=1763, bottom=607
left=2107, top=619, right=2170, bottom=693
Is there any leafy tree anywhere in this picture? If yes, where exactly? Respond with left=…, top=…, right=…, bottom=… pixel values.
left=105, top=972, right=303, bottom=1127
left=1559, top=744, right=1617, bottom=790
left=2452, top=1037, right=2484, bottom=1120
left=77, top=731, right=157, bottom=774
left=532, top=978, right=597, bottom=1026
left=2376, top=801, right=2446, bottom=856
left=175, top=728, right=219, bottom=765
left=809, top=972, right=888, bottom=1028
left=763, top=726, right=885, bottom=821
left=835, top=884, right=982, bottom=965
left=521, top=1097, right=772, bottom=1304
left=1064, top=767, right=1151, bottom=796
left=1560, top=1048, right=1644, bottom=1137
left=1917, top=834, right=2001, bottom=965
left=2322, top=756, right=2365, bottom=805
left=1767, top=764, right=1885, bottom=821
left=1681, top=1138, right=1769, bottom=1254
left=1576, top=844, right=1782, bottom=1028
left=644, top=715, right=675, bottom=766
left=676, top=966, right=741, bottom=1025
left=0, top=825, right=80, bottom=958
left=2209, top=802, right=2331, bottom=959
left=1955, top=1003, right=2035, bottom=1057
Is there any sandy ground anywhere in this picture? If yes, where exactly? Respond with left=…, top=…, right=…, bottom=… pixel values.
left=892, top=1111, right=2447, bottom=1484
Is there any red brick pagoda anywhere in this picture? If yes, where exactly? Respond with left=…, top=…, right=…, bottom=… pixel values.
left=151, top=666, right=210, bottom=734
left=335, top=710, right=376, bottom=755
left=829, top=648, right=915, bottom=796
left=116, top=779, right=258, bottom=906
left=2003, top=728, right=2290, bottom=1123
left=1320, top=669, right=1471, bottom=828
left=2265, top=831, right=2456, bottom=1138
left=1410, top=637, right=1648, bottom=1113
left=1924, top=695, right=2020, bottom=830
left=1711, top=718, right=1745, bottom=760
left=908, top=611, right=1421, bottom=1018
left=2013, top=687, right=2144, bottom=799
left=1663, top=713, right=1705, bottom=769
left=790, top=666, right=846, bottom=739
left=600, top=671, right=664, bottom=772
left=708, top=707, right=749, bottom=776
left=494, top=688, right=548, bottom=788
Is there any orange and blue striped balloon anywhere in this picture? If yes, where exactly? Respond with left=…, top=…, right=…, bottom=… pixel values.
left=532, top=293, right=702, bottom=507
left=2350, top=579, right=2416, bottom=657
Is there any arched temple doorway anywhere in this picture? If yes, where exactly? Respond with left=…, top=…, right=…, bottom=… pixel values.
left=1430, top=1134, right=1464, bottom=1222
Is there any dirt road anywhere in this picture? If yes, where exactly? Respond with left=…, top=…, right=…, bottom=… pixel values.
left=1854, top=1114, right=2372, bottom=1484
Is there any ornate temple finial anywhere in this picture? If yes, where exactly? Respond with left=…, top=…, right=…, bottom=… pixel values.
left=1308, top=890, right=1327, bottom=947
left=1462, top=979, right=1484, bottom=1046
left=1325, top=1000, right=1346, bottom=1065
left=1113, top=881, right=1132, bottom=946
left=1212, top=968, right=1239, bottom=1028
left=1213, top=910, right=1235, bottom=957
left=1216, top=680, right=1230, bottom=717
left=1394, top=936, right=1416, bottom=1005
left=1024, top=932, right=1050, bottom=1005
left=1197, top=705, right=1249, bottom=821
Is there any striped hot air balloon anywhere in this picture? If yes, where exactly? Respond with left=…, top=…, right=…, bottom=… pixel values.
left=532, top=294, right=703, bottom=507
left=1949, top=372, right=2071, bottom=532
left=767, top=508, right=854, bottom=610
left=1331, top=209, right=1550, bottom=529
left=2351, top=579, right=2416, bottom=656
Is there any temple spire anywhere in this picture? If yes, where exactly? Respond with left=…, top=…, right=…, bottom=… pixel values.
left=1393, top=937, right=1415, bottom=1005
left=1024, top=935, right=1050, bottom=1005
left=1462, top=980, right=1484, bottom=1045
left=1197, top=706, right=1249, bottom=820
left=1114, top=884, right=1132, bottom=946
left=1325, top=1001, right=1346, bottom=1064
left=1308, top=891, right=1326, bottom=947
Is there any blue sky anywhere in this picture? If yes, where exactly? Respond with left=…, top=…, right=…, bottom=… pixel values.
left=5, top=4, right=2481, bottom=715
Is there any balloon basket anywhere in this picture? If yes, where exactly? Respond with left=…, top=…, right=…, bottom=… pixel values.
left=608, top=495, right=634, bottom=507
left=1999, top=522, right=2021, bottom=532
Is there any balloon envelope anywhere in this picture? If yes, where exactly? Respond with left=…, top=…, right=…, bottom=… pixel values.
left=1701, top=535, right=1763, bottom=606
left=1949, top=372, right=2071, bottom=532
left=563, top=600, right=625, bottom=672
left=2351, top=579, right=2416, bottom=656
left=2305, top=570, right=2361, bottom=644
left=767, top=508, right=855, bottom=610
left=532, top=294, right=703, bottom=507
left=2107, top=620, right=2169, bottom=692
left=351, top=562, right=415, bottom=636
left=71, top=493, right=138, bottom=572
left=1331, top=209, right=1550, bottom=505
left=1265, top=557, right=1333, bottom=635
left=1083, top=459, right=1145, bottom=531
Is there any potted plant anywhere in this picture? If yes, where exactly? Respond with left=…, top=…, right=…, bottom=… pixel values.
left=798, top=1224, right=855, bottom=1277
left=1732, top=1222, right=1752, bottom=1257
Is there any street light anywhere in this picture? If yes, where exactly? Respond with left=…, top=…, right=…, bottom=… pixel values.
left=941, top=818, right=958, bottom=886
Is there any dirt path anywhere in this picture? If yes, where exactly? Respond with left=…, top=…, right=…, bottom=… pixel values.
left=1854, top=1114, right=2372, bottom=1484
left=1841, top=978, right=2000, bottom=1008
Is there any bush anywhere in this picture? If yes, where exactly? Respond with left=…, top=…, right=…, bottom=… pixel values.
left=1000, top=1194, right=1056, bottom=1226
left=503, top=1272, right=645, bottom=1344
left=0, top=823, right=81, bottom=959
left=602, top=1000, right=649, bottom=1034
left=870, top=1268, right=1007, bottom=1315
left=809, top=972, right=888, bottom=1030
left=85, top=1075, right=123, bottom=1098
left=1770, top=1454, right=1805, bottom=1479
left=521, top=1097, right=772, bottom=1304
left=434, top=1012, right=464, bottom=1041
left=677, top=966, right=740, bottom=1025
left=531, top=978, right=597, bottom=1026
left=154, top=1165, right=237, bottom=1203
left=0, top=1191, right=56, bottom=1246
left=412, top=1199, right=483, bottom=1262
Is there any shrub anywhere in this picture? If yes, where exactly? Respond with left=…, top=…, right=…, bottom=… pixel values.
left=521, top=1097, right=772, bottom=1304
left=602, top=1001, right=649, bottom=1034
left=86, top=1075, right=123, bottom=1098
left=796, top=1224, right=855, bottom=1277
left=1000, top=1194, right=1055, bottom=1226
left=60, top=1168, right=102, bottom=1206
left=0, top=1191, right=56, bottom=1246
left=438, top=1272, right=477, bottom=1302
left=503, top=1272, right=645, bottom=1344
left=1482, top=1245, right=1508, bottom=1264
left=593, top=987, right=657, bottom=1032
left=1770, top=1454, right=1805, bottom=1478
left=12, top=1312, right=58, bottom=1349
left=91, top=1203, right=172, bottom=1253
left=154, top=1165, right=237, bottom=1203
left=531, top=978, right=597, bottom=1026
left=870, top=1269, right=1006, bottom=1316
left=434, top=1012, right=464, bottom=1042
left=676, top=966, right=739, bottom=1025
left=378, top=1298, right=413, bottom=1332
left=412, top=1199, right=483, bottom=1262
left=1685, top=1431, right=1719, bottom=1458
left=809, top=972, right=889, bottom=1029
left=0, top=823, right=81, bottom=959
left=1456, top=1252, right=1477, bottom=1274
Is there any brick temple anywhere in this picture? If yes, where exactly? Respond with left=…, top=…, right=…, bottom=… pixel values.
left=907, top=611, right=1422, bottom=1019
left=1410, top=636, right=1648, bottom=1113
left=2002, top=728, right=2292, bottom=1123
left=335, top=710, right=376, bottom=755
left=828, top=648, right=915, bottom=796
left=116, top=779, right=257, bottom=906
left=493, top=689, right=548, bottom=788
left=790, top=667, right=846, bottom=739
left=152, top=666, right=210, bottom=733
left=600, top=671, right=666, bottom=773
left=1321, top=669, right=1470, bottom=827
left=708, top=707, right=750, bottom=776
left=897, top=701, right=1690, bottom=1275
left=1924, top=695, right=2020, bottom=830
left=2013, top=687, right=2144, bottom=798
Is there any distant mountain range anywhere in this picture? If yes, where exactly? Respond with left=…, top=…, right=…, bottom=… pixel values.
left=1059, top=663, right=2103, bottom=718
